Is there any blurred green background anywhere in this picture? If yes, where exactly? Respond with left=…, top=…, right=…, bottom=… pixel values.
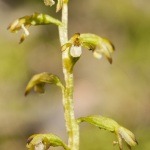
left=0, top=0, right=150, bottom=150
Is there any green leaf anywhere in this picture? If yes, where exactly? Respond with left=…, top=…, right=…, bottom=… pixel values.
left=25, top=72, right=64, bottom=96
left=26, top=134, right=69, bottom=150
left=8, top=13, right=62, bottom=43
left=77, top=115, right=138, bottom=150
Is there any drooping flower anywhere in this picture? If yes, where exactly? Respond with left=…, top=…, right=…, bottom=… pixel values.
left=24, top=72, right=64, bottom=96
left=8, top=13, right=62, bottom=43
left=26, top=134, right=69, bottom=150
left=61, top=33, right=115, bottom=64
left=77, top=115, right=138, bottom=150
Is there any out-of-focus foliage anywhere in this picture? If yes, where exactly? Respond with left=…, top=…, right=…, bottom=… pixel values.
left=0, top=0, right=150, bottom=150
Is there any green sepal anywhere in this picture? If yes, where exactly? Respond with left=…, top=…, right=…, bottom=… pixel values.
left=80, top=33, right=115, bottom=64
left=8, top=13, right=62, bottom=43
left=26, top=134, right=69, bottom=150
left=25, top=72, right=64, bottom=96
left=77, top=115, right=138, bottom=150
left=77, top=115, right=119, bottom=132
left=80, top=34, right=101, bottom=46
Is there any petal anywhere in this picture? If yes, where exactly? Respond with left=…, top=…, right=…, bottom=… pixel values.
left=70, top=46, right=82, bottom=57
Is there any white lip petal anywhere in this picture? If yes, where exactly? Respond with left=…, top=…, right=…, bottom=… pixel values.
left=70, top=46, right=82, bottom=57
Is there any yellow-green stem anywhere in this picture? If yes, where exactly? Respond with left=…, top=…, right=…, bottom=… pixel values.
left=58, top=2, right=79, bottom=150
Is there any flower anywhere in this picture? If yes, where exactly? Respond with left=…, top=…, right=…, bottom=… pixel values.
left=61, top=33, right=115, bottom=64
left=24, top=72, right=63, bottom=96
left=26, top=134, right=68, bottom=150
left=8, top=13, right=62, bottom=43
left=77, top=115, right=137, bottom=150
left=27, top=134, right=50, bottom=150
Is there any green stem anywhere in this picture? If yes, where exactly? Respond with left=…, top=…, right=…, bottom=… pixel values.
left=58, top=2, right=79, bottom=150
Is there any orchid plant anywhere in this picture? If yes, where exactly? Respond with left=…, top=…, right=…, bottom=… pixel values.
left=8, top=0, right=138, bottom=150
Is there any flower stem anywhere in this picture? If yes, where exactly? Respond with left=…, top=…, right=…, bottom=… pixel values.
left=58, top=2, right=79, bottom=150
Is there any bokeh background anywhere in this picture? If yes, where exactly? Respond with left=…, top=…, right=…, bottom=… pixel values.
left=0, top=0, right=150, bottom=150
